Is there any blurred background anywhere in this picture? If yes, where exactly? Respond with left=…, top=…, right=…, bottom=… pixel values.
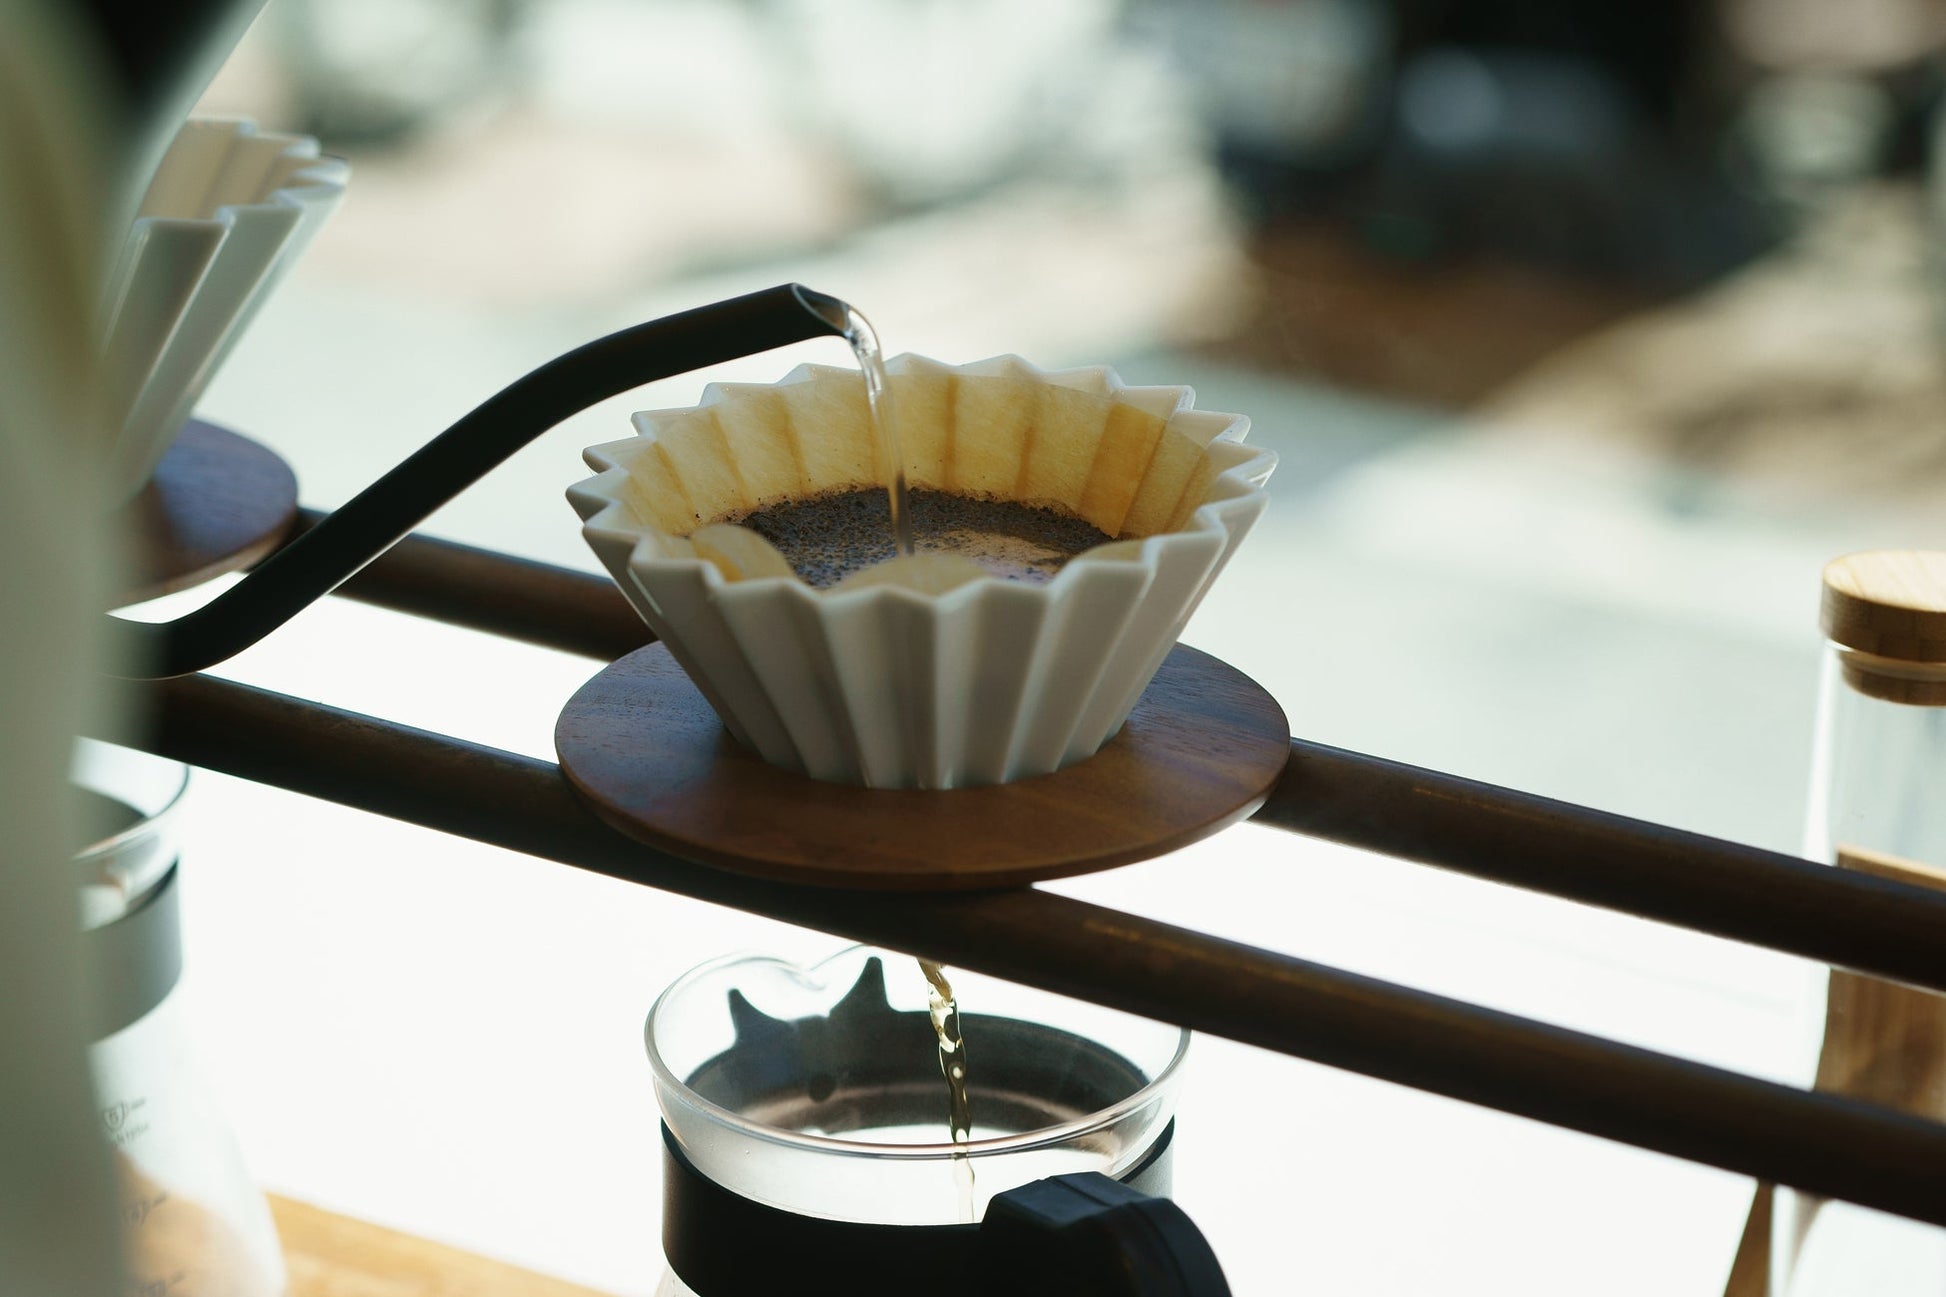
left=110, top=0, right=1946, bottom=1292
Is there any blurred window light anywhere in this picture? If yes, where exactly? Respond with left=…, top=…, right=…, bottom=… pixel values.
left=1722, top=0, right=1946, bottom=73
left=1134, top=0, right=1389, bottom=165
left=1399, top=48, right=1632, bottom=159
left=1738, top=74, right=1896, bottom=200
left=1398, top=49, right=1502, bottom=151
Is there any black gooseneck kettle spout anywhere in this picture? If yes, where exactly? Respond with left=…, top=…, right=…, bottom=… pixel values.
left=108, top=283, right=854, bottom=678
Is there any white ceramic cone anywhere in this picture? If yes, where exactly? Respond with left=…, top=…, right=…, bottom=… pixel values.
left=97, top=117, right=348, bottom=502
left=570, top=355, right=1273, bottom=789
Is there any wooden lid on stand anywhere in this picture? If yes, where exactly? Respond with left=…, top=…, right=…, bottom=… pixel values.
left=1821, top=551, right=1946, bottom=704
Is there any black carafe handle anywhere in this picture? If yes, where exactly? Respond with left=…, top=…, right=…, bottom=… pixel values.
left=981, top=1173, right=1232, bottom=1297
left=109, top=284, right=851, bottom=677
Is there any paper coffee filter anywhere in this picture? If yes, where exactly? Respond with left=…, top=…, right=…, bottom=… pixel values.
left=570, top=354, right=1274, bottom=788
left=584, top=355, right=1239, bottom=550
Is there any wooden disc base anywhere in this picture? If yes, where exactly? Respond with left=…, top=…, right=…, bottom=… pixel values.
left=554, top=642, right=1290, bottom=891
left=117, top=419, right=300, bottom=605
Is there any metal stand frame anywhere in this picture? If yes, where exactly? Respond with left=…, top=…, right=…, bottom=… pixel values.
left=104, top=521, right=1946, bottom=1229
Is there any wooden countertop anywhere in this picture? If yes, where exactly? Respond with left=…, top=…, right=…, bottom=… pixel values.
left=271, top=1196, right=622, bottom=1297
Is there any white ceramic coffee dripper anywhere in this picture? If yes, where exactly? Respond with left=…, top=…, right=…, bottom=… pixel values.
left=571, top=355, right=1275, bottom=789
left=96, top=117, right=347, bottom=502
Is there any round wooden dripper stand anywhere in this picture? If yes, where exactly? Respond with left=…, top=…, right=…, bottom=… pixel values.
left=554, top=642, right=1291, bottom=891
left=115, top=419, right=300, bottom=606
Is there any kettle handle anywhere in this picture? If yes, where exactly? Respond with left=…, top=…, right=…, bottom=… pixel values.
left=981, top=1172, right=1232, bottom=1296
left=108, top=284, right=851, bottom=678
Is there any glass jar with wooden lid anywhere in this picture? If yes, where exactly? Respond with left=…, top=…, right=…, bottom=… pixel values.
left=1773, top=550, right=1946, bottom=1296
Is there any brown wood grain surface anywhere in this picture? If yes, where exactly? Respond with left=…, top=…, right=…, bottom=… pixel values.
left=1822, top=551, right=1946, bottom=658
left=1721, top=1184, right=1772, bottom=1297
left=1724, top=845, right=1946, bottom=1295
left=270, top=1196, right=622, bottom=1297
left=118, top=419, right=299, bottom=605
left=554, top=641, right=1290, bottom=890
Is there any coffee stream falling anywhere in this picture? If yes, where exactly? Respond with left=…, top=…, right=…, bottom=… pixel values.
left=835, top=302, right=974, bottom=1204
left=918, top=957, right=977, bottom=1218
left=836, top=305, right=915, bottom=560
left=918, top=958, right=973, bottom=1143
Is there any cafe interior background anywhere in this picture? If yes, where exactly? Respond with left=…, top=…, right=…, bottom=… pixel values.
left=12, top=0, right=1946, bottom=1292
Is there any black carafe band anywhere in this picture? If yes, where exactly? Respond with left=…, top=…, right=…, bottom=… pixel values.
left=661, top=1119, right=1224, bottom=1296
left=82, top=863, right=183, bottom=1040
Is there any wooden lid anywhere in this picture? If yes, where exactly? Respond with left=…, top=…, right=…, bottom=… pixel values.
left=1821, top=551, right=1946, bottom=663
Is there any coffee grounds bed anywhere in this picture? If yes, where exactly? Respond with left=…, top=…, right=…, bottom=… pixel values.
left=554, top=642, right=1290, bottom=891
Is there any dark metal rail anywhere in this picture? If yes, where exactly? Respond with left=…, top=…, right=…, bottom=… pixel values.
left=329, top=523, right=1946, bottom=998
left=113, top=670, right=1946, bottom=1227
left=314, top=509, right=652, bottom=662
left=1257, top=746, right=1946, bottom=994
left=136, top=522, right=1946, bottom=1224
